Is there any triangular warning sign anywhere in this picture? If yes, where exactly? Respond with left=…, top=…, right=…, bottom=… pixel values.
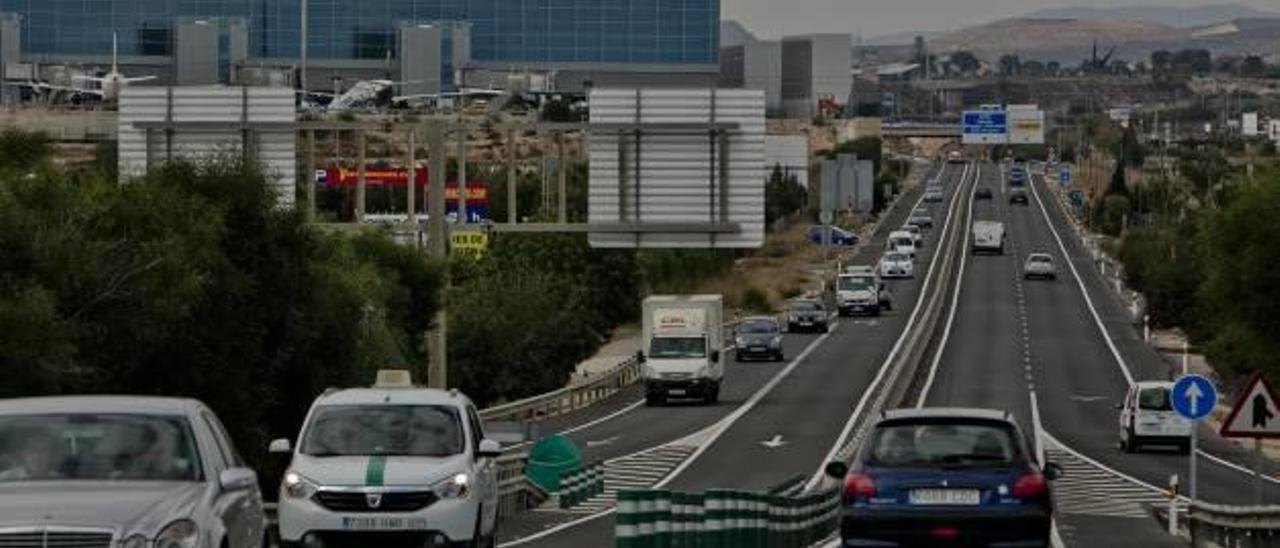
left=1221, top=373, right=1280, bottom=439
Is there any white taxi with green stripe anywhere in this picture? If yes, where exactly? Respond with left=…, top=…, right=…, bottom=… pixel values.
left=271, top=370, right=503, bottom=548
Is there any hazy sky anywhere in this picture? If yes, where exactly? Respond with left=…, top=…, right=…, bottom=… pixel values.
left=722, top=0, right=1280, bottom=38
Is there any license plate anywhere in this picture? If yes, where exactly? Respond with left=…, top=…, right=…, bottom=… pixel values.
left=799, top=321, right=812, bottom=326
left=750, top=347, right=766, bottom=352
left=342, top=516, right=429, bottom=530
left=668, top=389, right=687, bottom=396
left=909, top=489, right=980, bottom=505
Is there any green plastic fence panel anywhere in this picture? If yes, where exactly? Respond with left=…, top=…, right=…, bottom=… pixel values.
left=526, top=434, right=582, bottom=493
left=617, top=490, right=642, bottom=548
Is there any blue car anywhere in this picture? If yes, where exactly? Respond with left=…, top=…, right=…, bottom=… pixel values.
left=808, top=225, right=859, bottom=246
left=1009, top=167, right=1028, bottom=188
left=825, top=408, right=1061, bottom=547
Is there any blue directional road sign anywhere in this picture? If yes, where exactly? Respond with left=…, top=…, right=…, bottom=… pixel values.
left=1060, top=167, right=1071, bottom=185
left=1172, top=374, right=1218, bottom=421
left=962, top=110, right=1008, bottom=145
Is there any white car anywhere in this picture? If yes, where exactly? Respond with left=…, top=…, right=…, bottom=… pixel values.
left=879, top=252, right=915, bottom=279
left=0, top=396, right=267, bottom=548
left=274, top=370, right=502, bottom=548
left=885, top=231, right=917, bottom=259
left=900, top=224, right=924, bottom=248
left=1023, top=253, right=1057, bottom=280
left=1119, top=381, right=1192, bottom=454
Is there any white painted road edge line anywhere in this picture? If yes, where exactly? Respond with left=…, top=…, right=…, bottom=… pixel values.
left=1032, top=172, right=1280, bottom=485
left=915, top=163, right=979, bottom=408
left=497, top=323, right=839, bottom=547
left=1027, top=174, right=1135, bottom=386
left=803, top=161, right=972, bottom=492
left=558, top=399, right=646, bottom=437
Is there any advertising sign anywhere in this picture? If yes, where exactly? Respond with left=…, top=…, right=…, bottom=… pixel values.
left=1008, top=108, right=1046, bottom=144
left=449, top=230, right=489, bottom=259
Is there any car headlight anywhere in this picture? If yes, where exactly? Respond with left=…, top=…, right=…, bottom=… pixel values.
left=120, top=534, right=148, bottom=548
left=735, top=336, right=747, bottom=347
left=155, top=520, right=198, bottom=548
left=282, top=471, right=318, bottom=499
left=433, top=473, right=471, bottom=499
left=770, top=336, right=783, bottom=347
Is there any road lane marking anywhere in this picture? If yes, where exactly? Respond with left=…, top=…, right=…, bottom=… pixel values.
left=916, top=162, right=979, bottom=409
left=806, top=161, right=973, bottom=490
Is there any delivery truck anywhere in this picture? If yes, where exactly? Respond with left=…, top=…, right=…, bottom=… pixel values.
left=641, top=295, right=724, bottom=406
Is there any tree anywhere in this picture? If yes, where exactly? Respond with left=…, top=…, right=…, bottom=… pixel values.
left=1173, top=49, right=1212, bottom=75
left=765, top=165, right=806, bottom=225
left=1046, top=61, right=1061, bottom=77
left=1151, top=50, right=1174, bottom=76
left=998, top=54, right=1021, bottom=77
left=830, top=137, right=883, bottom=175
left=1021, top=60, right=1046, bottom=77
left=1178, top=147, right=1231, bottom=204
left=950, top=51, right=981, bottom=74
left=1197, top=175, right=1280, bottom=380
left=1242, top=55, right=1267, bottom=78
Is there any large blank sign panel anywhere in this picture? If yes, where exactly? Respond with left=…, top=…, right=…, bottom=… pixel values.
left=118, top=86, right=297, bottom=207
left=588, top=88, right=765, bottom=249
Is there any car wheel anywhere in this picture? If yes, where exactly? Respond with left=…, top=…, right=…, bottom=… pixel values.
left=1124, top=428, right=1138, bottom=454
left=774, top=352, right=785, bottom=362
left=1179, top=440, right=1192, bottom=455
left=705, top=384, right=720, bottom=405
left=645, top=393, right=662, bottom=407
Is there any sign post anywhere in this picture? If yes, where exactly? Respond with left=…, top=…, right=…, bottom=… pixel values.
left=1172, top=374, right=1217, bottom=502
left=1219, top=372, right=1280, bottom=505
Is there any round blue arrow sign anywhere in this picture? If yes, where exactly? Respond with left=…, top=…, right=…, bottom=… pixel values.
left=1172, top=374, right=1217, bottom=421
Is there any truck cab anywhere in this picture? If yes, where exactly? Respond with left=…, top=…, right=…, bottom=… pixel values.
left=972, top=221, right=1006, bottom=255
left=642, top=295, right=724, bottom=406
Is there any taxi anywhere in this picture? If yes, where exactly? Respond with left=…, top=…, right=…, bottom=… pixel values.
left=272, top=370, right=502, bottom=548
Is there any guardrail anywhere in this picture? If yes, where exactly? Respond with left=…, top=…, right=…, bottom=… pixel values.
left=828, top=161, right=977, bottom=465
left=496, top=450, right=549, bottom=518
left=480, top=355, right=645, bottom=423
left=1164, top=502, right=1280, bottom=547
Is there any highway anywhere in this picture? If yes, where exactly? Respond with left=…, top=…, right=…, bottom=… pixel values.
left=920, top=162, right=1280, bottom=546
left=499, top=162, right=974, bottom=546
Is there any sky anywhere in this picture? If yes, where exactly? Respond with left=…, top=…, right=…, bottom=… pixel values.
left=721, top=0, right=1280, bottom=39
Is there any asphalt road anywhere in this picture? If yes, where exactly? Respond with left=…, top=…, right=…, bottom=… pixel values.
left=502, top=162, right=976, bottom=547
left=922, top=162, right=1280, bottom=546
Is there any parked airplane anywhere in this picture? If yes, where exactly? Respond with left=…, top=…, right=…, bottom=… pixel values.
left=73, top=33, right=158, bottom=100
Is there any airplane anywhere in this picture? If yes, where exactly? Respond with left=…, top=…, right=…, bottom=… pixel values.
left=70, top=33, right=158, bottom=101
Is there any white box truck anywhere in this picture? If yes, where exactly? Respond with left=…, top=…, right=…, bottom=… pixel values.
left=972, top=220, right=1006, bottom=255
left=641, top=295, right=724, bottom=406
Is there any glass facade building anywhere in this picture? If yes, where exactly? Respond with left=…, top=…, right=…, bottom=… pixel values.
left=1, top=0, right=718, bottom=65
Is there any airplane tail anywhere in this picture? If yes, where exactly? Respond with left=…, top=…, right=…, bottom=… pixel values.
left=111, top=32, right=118, bottom=74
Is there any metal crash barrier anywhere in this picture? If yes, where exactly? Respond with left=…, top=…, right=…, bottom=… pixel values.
left=1184, top=502, right=1280, bottom=547
left=614, top=487, right=840, bottom=548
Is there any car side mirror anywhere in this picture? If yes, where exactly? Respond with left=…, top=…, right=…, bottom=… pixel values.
left=1043, top=462, right=1064, bottom=481
left=269, top=438, right=292, bottom=454
left=824, top=461, right=849, bottom=479
left=219, top=467, right=258, bottom=492
left=710, top=350, right=721, bottom=363
left=477, top=439, right=502, bottom=459
left=636, top=350, right=646, bottom=363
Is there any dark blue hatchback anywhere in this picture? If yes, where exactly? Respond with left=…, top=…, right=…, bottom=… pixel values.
left=825, top=408, right=1062, bottom=547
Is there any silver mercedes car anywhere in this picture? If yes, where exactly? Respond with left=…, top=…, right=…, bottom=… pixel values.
left=0, top=396, right=267, bottom=548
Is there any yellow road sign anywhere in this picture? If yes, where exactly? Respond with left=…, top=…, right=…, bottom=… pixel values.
left=450, top=231, right=488, bottom=258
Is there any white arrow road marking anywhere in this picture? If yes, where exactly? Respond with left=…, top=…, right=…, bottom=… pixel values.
left=760, top=434, right=788, bottom=449
left=585, top=436, right=619, bottom=448
left=1069, top=395, right=1107, bottom=403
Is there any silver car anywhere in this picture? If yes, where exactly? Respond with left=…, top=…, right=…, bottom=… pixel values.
left=1023, top=253, right=1058, bottom=280
left=0, top=396, right=267, bottom=548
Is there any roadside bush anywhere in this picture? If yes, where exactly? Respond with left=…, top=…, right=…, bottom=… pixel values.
left=740, top=286, right=772, bottom=314
left=1119, top=223, right=1202, bottom=329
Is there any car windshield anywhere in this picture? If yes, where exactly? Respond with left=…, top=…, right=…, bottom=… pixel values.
left=867, top=420, right=1022, bottom=468
left=790, top=301, right=821, bottom=312
left=0, top=414, right=202, bottom=482
left=649, top=336, right=707, bottom=359
left=1138, top=388, right=1173, bottom=411
left=301, top=405, right=464, bottom=457
left=738, top=320, right=778, bottom=334
left=885, top=253, right=908, bottom=262
left=1031, top=256, right=1053, bottom=264
left=893, top=237, right=913, bottom=247
left=839, top=275, right=874, bottom=291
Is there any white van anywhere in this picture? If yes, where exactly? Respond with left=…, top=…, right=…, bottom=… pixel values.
left=971, top=221, right=1006, bottom=255
left=1118, top=381, right=1192, bottom=454
left=886, top=231, right=917, bottom=259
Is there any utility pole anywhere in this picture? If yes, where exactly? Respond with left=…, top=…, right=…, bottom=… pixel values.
left=299, top=0, right=307, bottom=91
left=426, top=123, right=448, bottom=389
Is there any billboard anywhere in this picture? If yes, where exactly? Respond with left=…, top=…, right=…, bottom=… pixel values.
left=962, top=110, right=1008, bottom=144
left=1008, top=107, right=1045, bottom=144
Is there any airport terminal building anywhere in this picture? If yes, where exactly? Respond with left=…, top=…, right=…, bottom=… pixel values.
left=0, top=0, right=719, bottom=93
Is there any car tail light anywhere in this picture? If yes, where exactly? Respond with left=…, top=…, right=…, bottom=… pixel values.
left=1012, top=471, right=1047, bottom=500
left=842, top=472, right=876, bottom=502
left=931, top=526, right=960, bottom=540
